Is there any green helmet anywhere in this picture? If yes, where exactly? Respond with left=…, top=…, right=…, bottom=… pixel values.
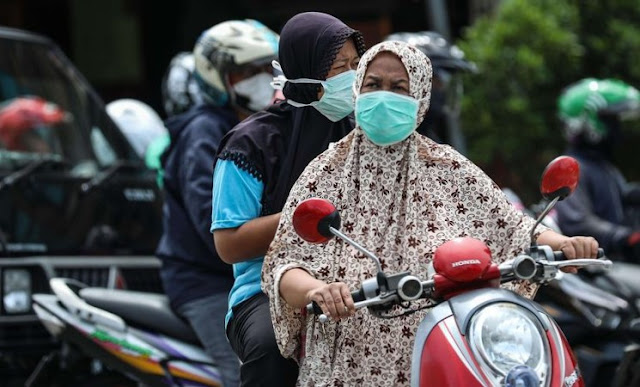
left=558, top=78, right=640, bottom=143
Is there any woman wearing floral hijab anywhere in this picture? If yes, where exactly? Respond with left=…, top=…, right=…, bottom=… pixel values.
left=262, top=41, right=599, bottom=386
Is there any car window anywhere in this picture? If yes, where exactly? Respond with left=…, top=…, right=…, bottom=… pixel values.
left=0, top=36, right=137, bottom=172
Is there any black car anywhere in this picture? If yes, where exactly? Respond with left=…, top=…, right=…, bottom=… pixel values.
left=0, top=26, right=163, bottom=380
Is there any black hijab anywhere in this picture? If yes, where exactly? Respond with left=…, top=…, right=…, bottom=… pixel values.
left=216, top=12, right=366, bottom=215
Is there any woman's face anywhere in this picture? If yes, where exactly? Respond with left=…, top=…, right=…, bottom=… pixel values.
left=360, top=52, right=410, bottom=96
left=325, top=39, right=360, bottom=79
left=317, top=38, right=360, bottom=99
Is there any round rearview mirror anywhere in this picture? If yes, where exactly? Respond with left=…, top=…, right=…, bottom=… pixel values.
left=292, top=198, right=340, bottom=244
left=540, top=156, right=580, bottom=201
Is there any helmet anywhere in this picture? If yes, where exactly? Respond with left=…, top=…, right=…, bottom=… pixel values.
left=106, top=99, right=168, bottom=159
left=385, top=31, right=475, bottom=151
left=161, top=52, right=203, bottom=117
left=558, top=78, right=640, bottom=144
left=193, top=19, right=279, bottom=112
left=385, top=31, right=476, bottom=73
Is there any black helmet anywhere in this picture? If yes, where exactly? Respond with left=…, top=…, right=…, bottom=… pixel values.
left=385, top=31, right=475, bottom=150
left=161, top=52, right=203, bottom=117
left=385, top=31, right=476, bottom=73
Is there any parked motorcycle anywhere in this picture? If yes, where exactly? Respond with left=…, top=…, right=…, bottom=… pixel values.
left=292, top=155, right=611, bottom=386
left=27, top=279, right=223, bottom=386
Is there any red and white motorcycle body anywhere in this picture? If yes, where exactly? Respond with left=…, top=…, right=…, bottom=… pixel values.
left=411, top=286, right=581, bottom=387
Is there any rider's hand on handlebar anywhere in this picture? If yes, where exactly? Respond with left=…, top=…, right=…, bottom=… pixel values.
left=557, top=236, right=599, bottom=273
left=306, top=282, right=355, bottom=321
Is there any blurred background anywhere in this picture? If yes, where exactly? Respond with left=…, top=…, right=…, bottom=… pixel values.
left=1, top=0, right=639, bottom=203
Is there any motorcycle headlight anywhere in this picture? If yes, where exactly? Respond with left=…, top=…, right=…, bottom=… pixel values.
left=3, top=269, right=32, bottom=314
left=469, top=303, right=549, bottom=382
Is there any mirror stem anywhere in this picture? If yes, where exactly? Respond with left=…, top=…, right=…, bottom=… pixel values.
left=529, top=196, right=560, bottom=246
left=330, top=227, right=383, bottom=274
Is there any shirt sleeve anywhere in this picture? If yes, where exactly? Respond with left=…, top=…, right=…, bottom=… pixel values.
left=211, top=159, right=264, bottom=232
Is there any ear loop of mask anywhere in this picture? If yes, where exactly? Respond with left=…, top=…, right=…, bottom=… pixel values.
left=270, top=60, right=323, bottom=108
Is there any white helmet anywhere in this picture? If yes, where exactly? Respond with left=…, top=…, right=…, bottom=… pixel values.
left=161, top=52, right=203, bottom=117
left=193, top=19, right=279, bottom=112
left=106, top=99, right=168, bottom=158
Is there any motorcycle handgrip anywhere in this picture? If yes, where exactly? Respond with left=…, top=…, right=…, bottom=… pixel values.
left=306, top=288, right=365, bottom=315
left=553, top=248, right=604, bottom=261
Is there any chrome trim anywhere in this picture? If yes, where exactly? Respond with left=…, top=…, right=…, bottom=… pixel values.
left=411, top=302, right=453, bottom=387
left=398, top=276, right=423, bottom=301
left=443, top=317, right=489, bottom=386
left=361, top=278, right=379, bottom=299
left=544, top=315, right=565, bottom=387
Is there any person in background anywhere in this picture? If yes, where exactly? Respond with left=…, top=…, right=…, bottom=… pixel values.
left=144, top=52, right=205, bottom=187
left=156, top=19, right=279, bottom=387
left=211, top=11, right=365, bottom=387
left=0, top=96, right=69, bottom=153
left=555, top=78, right=640, bottom=262
left=385, top=31, right=476, bottom=153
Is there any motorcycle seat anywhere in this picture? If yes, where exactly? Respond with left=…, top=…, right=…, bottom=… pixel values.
left=79, top=287, right=200, bottom=345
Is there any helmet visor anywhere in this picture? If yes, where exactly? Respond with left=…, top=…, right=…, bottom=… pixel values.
left=599, top=99, right=640, bottom=120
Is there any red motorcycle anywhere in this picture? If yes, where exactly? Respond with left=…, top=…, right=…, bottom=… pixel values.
left=292, top=156, right=611, bottom=387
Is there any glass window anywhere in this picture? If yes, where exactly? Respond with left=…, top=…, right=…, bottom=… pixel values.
left=0, top=36, right=137, bottom=172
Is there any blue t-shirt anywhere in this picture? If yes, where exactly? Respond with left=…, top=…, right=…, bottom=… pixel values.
left=211, top=159, right=264, bottom=326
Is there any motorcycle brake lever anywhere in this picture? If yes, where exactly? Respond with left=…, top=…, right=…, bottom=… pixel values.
left=544, top=258, right=613, bottom=269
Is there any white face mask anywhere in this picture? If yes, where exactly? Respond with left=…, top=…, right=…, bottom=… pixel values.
left=233, top=72, right=275, bottom=112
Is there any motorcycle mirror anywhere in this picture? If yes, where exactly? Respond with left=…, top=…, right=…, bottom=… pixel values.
left=530, top=156, right=580, bottom=246
left=540, top=156, right=580, bottom=201
left=292, top=198, right=341, bottom=244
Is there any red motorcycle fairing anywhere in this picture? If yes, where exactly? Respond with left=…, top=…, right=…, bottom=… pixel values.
left=411, top=288, right=581, bottom=387
left=546, top=318, right=584, bottom=387
left=417, top=315, right=493, bottom=386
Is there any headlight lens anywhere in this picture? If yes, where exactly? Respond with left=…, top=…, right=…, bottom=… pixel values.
left=3, top=269, right=32, bottom=313
left=469, top=303, right=548, bottom=379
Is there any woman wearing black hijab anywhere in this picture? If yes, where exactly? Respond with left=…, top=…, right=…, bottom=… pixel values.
left=210, top=12, right=365, bottom=386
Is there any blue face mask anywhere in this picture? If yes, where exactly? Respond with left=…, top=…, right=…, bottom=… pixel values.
left=355, top=91, right=420, bottom=146
left=271, top=61, right=356, bottom=122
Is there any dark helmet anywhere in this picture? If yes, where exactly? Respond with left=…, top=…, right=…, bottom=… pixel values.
left=385, top=31, right=475, bottom=149
left=385, top=31, right=476, bottom=73
left=161, top=52, right=203, bottom=117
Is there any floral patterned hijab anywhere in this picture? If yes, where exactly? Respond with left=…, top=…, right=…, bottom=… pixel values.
left=262, top=41, right=543, bottom=386
left=353, top=40, right=432, bottom=128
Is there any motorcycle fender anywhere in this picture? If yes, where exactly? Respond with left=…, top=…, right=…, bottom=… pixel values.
left=32, top=294, right=65, bottom=336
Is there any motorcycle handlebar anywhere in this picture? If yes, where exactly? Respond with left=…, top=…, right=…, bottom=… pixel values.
left=553, top=247, right=604, bottom=261
left=306, top=248, right=610, bottom=318
left=307, top=288, right=366, bottom=315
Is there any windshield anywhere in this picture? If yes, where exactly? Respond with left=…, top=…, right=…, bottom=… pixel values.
left=0, top=32, right=161, bottom=257
left=0, top=34, right=137, bottom=172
